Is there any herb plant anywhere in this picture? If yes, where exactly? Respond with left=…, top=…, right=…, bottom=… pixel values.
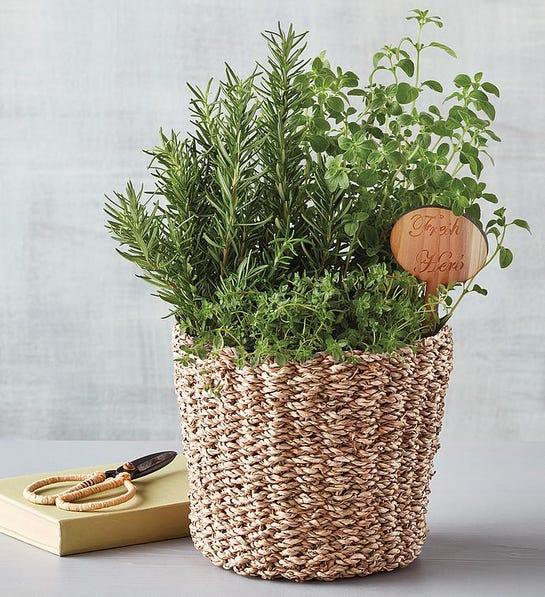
left=106, top=9, right=529, bottom=364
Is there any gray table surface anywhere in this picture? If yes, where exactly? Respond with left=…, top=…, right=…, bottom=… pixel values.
left=1, top=440, right=544, bottom=597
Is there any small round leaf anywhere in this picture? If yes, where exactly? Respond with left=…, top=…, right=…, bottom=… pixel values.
left=396, top=82, right=419, bottom=104
left=499, top=247, right=513, bottom=268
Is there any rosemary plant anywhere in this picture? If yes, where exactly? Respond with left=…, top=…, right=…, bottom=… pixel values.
left=106, top=10, right=529, bottom=364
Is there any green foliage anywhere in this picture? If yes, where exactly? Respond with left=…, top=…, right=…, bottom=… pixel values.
left=184, top=265, right=428, bottom=364
left=106, top=11, right=529, bottom=364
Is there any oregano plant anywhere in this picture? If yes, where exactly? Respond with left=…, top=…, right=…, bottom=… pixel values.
left=106, top=9, right=529, bottom=364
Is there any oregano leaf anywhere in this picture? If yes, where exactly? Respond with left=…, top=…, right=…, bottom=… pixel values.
left=344, top=221, right=358, bottom=236
left=499, top=247, right=513, bottom=268
left=454, top=74, right=471, bottom=88
left=512, top=219, right=531, bottom=233
left=422, top=79, right=443, bottom=92
left=326, top=96, right=344, bottom=113
left=310, top=135, right=328, bottom=152
left=428, top=41, right=457, bottom=58
left=397, top=58, right=415, bottom=77
left=472, top=284, right=488, bottom=296
left=396, top=82, right=419, bottom=104
left=482, top=82, right=500, bottom=97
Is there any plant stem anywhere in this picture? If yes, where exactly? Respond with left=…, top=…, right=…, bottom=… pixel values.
left=440, top=226, right=506, bottom=325
left=411, top=22, right=423, bottom=111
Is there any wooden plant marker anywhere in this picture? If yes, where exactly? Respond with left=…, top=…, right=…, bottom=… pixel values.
left=390, top=206, right=488, bottom=301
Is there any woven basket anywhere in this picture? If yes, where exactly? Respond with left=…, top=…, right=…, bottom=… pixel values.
left=173, top=325, right=453, bottom=582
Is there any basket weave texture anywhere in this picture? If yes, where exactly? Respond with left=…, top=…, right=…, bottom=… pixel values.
left=173, top=325, right=453, bottom=582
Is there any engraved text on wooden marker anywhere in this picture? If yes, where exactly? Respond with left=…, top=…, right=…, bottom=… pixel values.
left=390, top=206, right=488, bottom=296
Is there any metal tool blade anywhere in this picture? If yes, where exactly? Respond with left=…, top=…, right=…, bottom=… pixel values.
left=115, top=451, right=178, bottom=479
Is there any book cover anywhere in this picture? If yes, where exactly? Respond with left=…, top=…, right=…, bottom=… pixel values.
left=0, top=455, right=189, bottom=555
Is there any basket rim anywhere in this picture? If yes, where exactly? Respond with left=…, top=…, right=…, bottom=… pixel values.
left=173, top=324, right=452, bottom=370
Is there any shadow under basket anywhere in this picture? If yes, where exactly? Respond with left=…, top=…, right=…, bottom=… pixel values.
left=173, top=325, right=453, bottom=582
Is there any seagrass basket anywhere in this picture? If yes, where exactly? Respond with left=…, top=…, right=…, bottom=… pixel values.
left=173, top=325, right=453, bottom=582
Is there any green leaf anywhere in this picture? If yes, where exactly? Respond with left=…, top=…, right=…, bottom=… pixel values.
left=454, top=74, right=472, bottom=88
left=344, top=221, right=358, bottom=236
left=443, top=91, right=460, bottom=103
left=422, top=79, right=443, bottom=92
left=310, top=135, right=328, bottom=152
left=368, top=126, right=384, bottom=139
left=373, top=51, right=385, bottom=67
left=499, top=247, right=513, bottom=268
left=348, top=121, right=361, bottom=134
left=431, top=170, right=451, bottom=188
left=417, top=132, right=431, bottom=149
left=482, top=82, right=500, bottom=97
left=419, top=112, right=434, bottom=126
left=470, top=89, right=489, bottom=102
left=437, top=142, right=450, bottom=157
left=457, top=195, right=470, bottom=210
left=462, top=176, right=479, bottom=195
left=383, top=139, right=398, bottom=154
left=470, top=156, right=483, bottom=177
left=312, top=56, right=323, bottom=71
left=428, top=41, right=457, bottom=58
left=358, top=169, right=379, bottom=187
left=347, top=88, right=366, bottom=96
left=355, top=211, right=369, bottom=222
left=342, top=72, right=359, bottom=88
left=452, top=203, right=464, bottom=216
left=431, top=120, right=452, bottom=137
left=397, top=58, right=415, bottom=77
left=485, top=129, right=501, bottom=142
left=326, top=96, right=344, bottom=113
left=368, top=150, right=383, bottom=166
left=387, top=151, right=403, bottom=167
left=512, top=219, right=531, bottom=234
left=338, top=135, right=352, bottom=150
left=313, top=116, right=331, bottom=132
left=482, top=192, right=498, bottom=203
left=472, top=284, right=488, bottom=296
left=465, top=202, right=481, bottom=223
left=461, top=142, right=478, bottom=157
left=337, top=171, right=350, bottom=190
left=324, top=175, right=339, bottom=192
left=388, top=102, right=402, bottom=117
left=396, top=82, right=419, bottom=104
left=362, top=224, right=379, bottom=245
left=479, top=101, right=496, bottom=121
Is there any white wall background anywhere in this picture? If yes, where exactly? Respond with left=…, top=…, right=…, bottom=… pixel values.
left=1, top=0, right=543, bottom=441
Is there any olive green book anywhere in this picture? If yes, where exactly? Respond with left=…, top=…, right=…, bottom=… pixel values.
left=0, top=455, right=189, bottom=555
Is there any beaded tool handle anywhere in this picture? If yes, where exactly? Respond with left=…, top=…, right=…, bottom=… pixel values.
left=22, top=451, right=176, bottom=512
left=23, top=471, right=136, bottom=512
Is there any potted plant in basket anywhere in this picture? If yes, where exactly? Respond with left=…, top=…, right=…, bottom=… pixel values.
left=105, top=9, right=529, bottom=581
